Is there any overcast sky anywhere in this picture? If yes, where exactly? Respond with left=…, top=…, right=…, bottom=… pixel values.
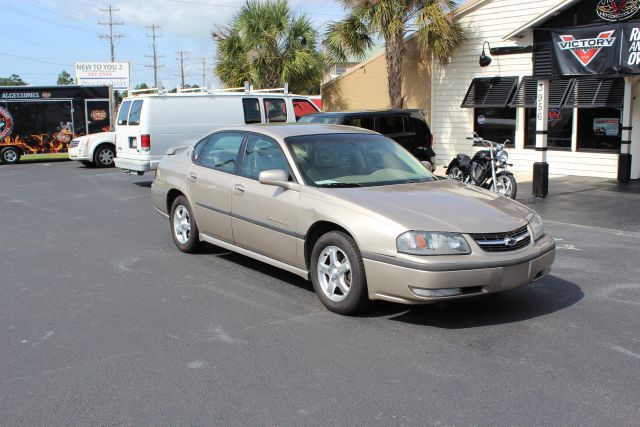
left=1, top=0, right=346, bottom=89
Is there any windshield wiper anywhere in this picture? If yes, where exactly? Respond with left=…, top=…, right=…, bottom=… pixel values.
left=317, top=182, right=366, bottom=188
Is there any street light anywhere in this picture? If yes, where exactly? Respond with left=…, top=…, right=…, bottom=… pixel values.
left=479, top=41, right=492, bottom=67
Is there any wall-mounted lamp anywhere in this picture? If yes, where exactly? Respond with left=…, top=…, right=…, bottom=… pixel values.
left=479, top=41, right=492, bottom=67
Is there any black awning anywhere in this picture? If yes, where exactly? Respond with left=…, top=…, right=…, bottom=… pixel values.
left=563, top=77, right=625, bottom=109
left=461, top=77, right=518, bottom=108
left=509, top=77, right=574, bottom=109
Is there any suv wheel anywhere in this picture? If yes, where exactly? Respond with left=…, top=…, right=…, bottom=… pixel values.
left=94, top=144, right=115, bottom=168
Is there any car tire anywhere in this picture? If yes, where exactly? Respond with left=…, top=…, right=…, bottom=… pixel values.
left=1, top=147, right=20, bottom=164
left=93, top=144, right=115, bottom=168
left=310, top=231, right=369, bottom=315
left=170, top=195, right=202, bottom=253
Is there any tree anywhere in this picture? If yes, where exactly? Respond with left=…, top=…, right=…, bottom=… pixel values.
left=213, top=0, right=324, bottom=94
left=134, top=83, right=149, bottom=90
left=323, top=0, right=464, bottom=108
left=57, top=70, right=74, bottom=85
left=0, top=74, right=28, bottom=86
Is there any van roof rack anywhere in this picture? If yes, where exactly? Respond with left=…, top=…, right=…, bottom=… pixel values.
left=127, top=82, right=297, bottom=97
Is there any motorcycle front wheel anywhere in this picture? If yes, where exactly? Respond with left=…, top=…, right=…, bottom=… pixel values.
left=448, top=166, right=464, bottom=180
left=495, top=173, right=517, bottom=199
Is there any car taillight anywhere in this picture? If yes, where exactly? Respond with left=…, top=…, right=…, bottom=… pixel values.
left=141, top=134, right=151, bottom=152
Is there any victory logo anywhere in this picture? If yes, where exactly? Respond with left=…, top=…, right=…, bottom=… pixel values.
left=597, top=0, right=640, bottom=22
left=557, top=30, right=616, bottom=66
left=0, top=106, right=14, bottom=139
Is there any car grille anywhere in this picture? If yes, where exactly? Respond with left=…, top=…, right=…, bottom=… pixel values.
left=70, top=140, right=80, bottom=148
left=469, top=225, right=531, bottom=252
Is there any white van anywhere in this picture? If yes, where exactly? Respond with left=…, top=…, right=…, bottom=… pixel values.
left=114, top=90, right=320, bottom=175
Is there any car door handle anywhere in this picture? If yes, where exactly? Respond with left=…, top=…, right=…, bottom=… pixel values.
left=188, top=172, right=198, bottom=182
left=233, top=184, right=245, bottom=195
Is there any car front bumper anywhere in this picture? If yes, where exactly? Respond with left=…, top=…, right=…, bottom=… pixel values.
left=68, top=146, right=91, bottom=161
left=363, top=236, right=556, bottom=303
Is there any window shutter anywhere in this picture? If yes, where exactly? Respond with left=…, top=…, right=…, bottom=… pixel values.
left=510, top=77, right=574, bottom=108
left=563, top=77, right=625, bottom=109
left=461, top=77, right=518, bottom=108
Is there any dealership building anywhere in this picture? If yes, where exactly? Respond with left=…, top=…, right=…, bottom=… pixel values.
left=323, top=0, right=640, bottom=191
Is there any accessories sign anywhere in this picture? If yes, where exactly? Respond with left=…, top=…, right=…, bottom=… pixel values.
left=74, top=62, right=130, bottom=90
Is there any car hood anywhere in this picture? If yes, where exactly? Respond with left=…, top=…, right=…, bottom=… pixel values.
left=319, top=179, right=532, bottom=233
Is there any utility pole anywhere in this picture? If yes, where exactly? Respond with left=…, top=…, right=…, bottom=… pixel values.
left=176, top=50, right=188, bottom=88
left=201, top=58, right=207, bottom=88
left=98, top=5, right=124, bottom=62
left=144, top=24, right=164, bottom=88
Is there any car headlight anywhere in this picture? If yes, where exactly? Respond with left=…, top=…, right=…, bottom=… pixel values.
left=528, top=212, right=545, bottom=241
left=397, top=231, right=471, bottom=255
left=497, top=150, right=508, bottom=164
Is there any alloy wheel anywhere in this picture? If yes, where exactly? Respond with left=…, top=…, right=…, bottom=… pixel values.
left=496, top=175, right=513, bottom=197
left=316, top=245, right=352, bottom=302
left=97, top=148, right=114, bottom=166
left=173, top=204, right=191, bottom=244
left=3, top=149, right=17, bottom=163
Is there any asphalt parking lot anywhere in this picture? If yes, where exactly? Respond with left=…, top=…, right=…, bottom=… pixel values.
left=1, top=160, right=639, bottom=425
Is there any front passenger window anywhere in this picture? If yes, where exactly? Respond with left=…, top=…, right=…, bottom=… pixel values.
left=240, top=134, right=289, bottom=180
left=197, top=132, right=244, bottom=172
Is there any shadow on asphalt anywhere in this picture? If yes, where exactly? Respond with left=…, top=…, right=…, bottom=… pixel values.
left=198, top=241, right=583, bottom=326
left=133, top=180, right=153, bottom=188
left=378, top=275, right=583, bottom=328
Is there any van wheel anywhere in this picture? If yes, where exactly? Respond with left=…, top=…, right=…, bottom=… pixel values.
left=94, top=144, right=115, bottom=168
left=170, top=196, right=202, bottom=253
left=1, top=147, right=20, bottom=164
left=310, top=231, right=369, bottom=315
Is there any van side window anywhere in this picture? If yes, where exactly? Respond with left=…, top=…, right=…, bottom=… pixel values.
left=403, top=116, right=415, bottom=134
left=242, top=98, right=262, bottom=124
left=376, top=115, right=404, bottom=135
left=197, top=132, right=244, bottom=173
left=117, top=100, right=132, bottom=125
left=128, top=100, right=143, bottom=126
left=343, top=117, right=374, bottom=130
left=264, top=98, right=287, bottom=123
left=292, top=99, right=318, bottom=120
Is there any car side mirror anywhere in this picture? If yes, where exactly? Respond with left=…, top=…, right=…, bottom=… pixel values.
left=258, top=169, right=300, bottom=191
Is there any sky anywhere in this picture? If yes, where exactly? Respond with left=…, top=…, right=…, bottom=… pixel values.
left=0, top=0, right=347, bottom=89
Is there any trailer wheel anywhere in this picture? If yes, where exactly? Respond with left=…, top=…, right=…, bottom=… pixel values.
left=1, top=147, right=20, bottom=164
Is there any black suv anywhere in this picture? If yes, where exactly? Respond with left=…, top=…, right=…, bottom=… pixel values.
left=299, top=109, right=435, bottom=168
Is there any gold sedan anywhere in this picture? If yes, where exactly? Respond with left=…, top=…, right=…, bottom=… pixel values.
left=151, top=124, right=555, bottom=315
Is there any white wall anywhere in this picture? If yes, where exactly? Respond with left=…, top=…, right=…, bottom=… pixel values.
left=432, top=0, right=619, bottom=179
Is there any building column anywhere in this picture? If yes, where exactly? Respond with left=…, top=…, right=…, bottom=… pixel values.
left=618, top=77, right=633, bottom=183
left=533, top=80, right=549, bottom=197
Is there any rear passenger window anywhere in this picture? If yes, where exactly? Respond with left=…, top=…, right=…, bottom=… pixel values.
left=128, top=100, right=143, bottom=126
left=117, top=100, right=132, bottom=125
left=243, top=98, right=261, bottom=124
left=264, top=98, right=287, bottom=123
left=292, top=99, right=318, bottom=120
left=376, top=116, right=404, bottom=134
left=343, top=117, right=374, bottom=130
left=403, top=116, right=415, bottom=134
left=198, top=132, right=244, bottom=173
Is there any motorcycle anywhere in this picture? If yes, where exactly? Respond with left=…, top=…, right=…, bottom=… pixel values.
left=445, top=133, right=517, bottom=199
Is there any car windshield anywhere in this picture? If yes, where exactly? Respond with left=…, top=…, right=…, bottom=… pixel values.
left=285, top=133, right=435, bottom=187
left=298, top=115, right=341, bottom=124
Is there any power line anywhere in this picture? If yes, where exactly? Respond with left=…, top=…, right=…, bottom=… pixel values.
left=0, top=51, right=68, bottom=67
left=98, top=5, right=124, bottom=62
left=145, top=24, right=164, bottom=88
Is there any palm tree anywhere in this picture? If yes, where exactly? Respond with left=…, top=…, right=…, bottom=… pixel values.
left=213, top=0, right=324, bottom=94
left=324, top=0, right=464, bottom=108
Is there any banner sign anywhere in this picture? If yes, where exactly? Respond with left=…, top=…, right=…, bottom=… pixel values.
left=549, top=22, right=640, bottom=76
left=74, top=62, right=130, bottom=90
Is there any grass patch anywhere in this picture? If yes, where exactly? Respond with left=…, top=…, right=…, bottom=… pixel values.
left=20, top=153, right=70, bottom=162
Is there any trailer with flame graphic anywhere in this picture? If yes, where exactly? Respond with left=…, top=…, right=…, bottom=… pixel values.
left=0, top=85, right=112, bottom=164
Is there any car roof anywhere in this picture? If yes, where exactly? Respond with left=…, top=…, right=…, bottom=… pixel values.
left=305, top=109, right=421, bottom=117
left=211, top=123, right=379, bottom=139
